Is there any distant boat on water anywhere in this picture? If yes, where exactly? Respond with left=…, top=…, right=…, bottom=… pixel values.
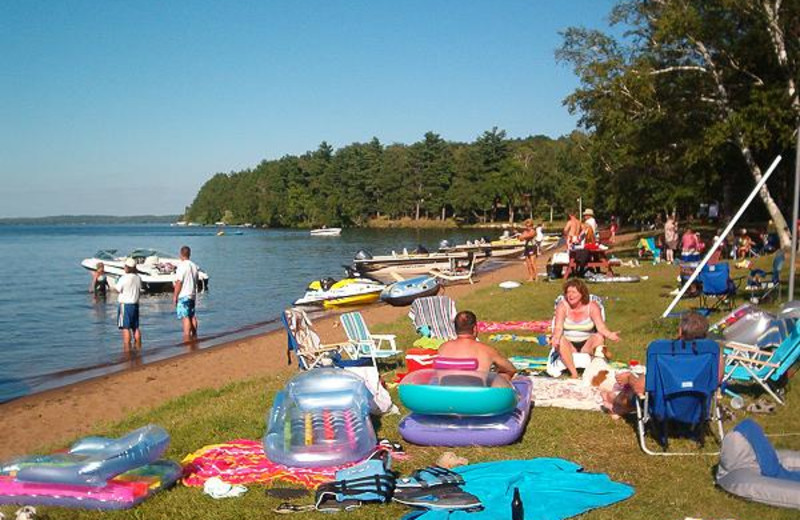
left=310, top=227, right=342, bottom=237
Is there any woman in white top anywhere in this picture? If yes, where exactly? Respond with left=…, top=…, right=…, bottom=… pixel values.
left=550, top=279, right=620, bottom=378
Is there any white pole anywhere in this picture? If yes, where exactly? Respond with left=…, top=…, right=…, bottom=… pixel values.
left=790, top=128, right=800, bottom=300
left=578, top=197, right=582, bottom=216
left=662, top=155, right=783, bottom=318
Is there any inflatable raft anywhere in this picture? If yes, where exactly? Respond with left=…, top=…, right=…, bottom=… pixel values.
left=0, top=425, right=181, bottom=509
left=263, top=369, right=377, bottom=468
left=399, top=378, right=532, bottom=446
left=380, top=275, right=441, bottom=307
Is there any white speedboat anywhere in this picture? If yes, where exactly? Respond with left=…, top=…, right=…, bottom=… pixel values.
left=310, top=227, right=342, bottom=237
left=80, top=249, right=210, bottom=293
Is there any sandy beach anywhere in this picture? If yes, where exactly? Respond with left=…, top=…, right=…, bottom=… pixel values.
left=0, top=258, right=529, bottom=459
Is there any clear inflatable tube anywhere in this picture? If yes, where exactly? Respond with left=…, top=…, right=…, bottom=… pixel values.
left=264, top=368, right=377, bottom=468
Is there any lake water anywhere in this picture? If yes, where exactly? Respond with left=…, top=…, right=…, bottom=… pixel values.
left=0, top=224, right=490, bottom=402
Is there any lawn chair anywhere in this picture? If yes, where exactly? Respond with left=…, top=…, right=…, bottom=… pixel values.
left=545, top=294, right=606, bottom=377
left=635, top=339, right=724, bottom=456
left=429, top=253, right=477, bottom=284
left=724, top=318, right=800, bottom=405
left=744, top=250, right=784, bottom=304
left=408, top=296, right=457, bottom=340
left=340, top=311, right=401, bottom=364
left=282, top=308, right=354, bottom=370
left=698, top=262, right=737, bottom=312
left=638, top=237, right=661, bottom=261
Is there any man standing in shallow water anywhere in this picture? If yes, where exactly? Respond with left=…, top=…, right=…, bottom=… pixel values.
left=115, top=257, right=142, bottom=353
left=173, top=245, right=199, bottom=341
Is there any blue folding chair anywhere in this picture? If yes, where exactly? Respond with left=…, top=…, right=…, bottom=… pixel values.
left=744, top=250, right=784, bottom=304
left=724, top=318, right=800, bottom=404
left=698, top=262, right=736, bottom=312
left=635, top=339, right=724, bottom=456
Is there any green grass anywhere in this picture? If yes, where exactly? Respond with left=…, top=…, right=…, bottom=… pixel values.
left=4, top=257, right=800, bottom=519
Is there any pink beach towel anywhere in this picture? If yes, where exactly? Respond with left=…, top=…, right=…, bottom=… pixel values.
left=477, top=320, right=551, bottom=333
left=181, top=439, right=345, bottom=489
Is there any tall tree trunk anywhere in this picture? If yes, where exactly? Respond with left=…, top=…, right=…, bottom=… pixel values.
left=694, top=37, right=792, bottom=247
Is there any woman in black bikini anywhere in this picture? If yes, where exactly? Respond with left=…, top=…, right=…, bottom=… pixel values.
left=520, top=219, right=538, bottom=282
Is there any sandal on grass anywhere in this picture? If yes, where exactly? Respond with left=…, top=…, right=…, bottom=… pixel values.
left=746, top=400, right=777, bottom=414
left=272, top=502, right=316, bottom=514
left=396, top=466, right=464, bottom=489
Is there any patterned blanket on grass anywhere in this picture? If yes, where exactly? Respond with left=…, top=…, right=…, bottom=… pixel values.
left=489, top=334, right=548, bottom=344
left=181, top=439, right=346, bottom=488
left=477, top=321, right=551, bottom=333
left=531, top=377, right=603, bottom=411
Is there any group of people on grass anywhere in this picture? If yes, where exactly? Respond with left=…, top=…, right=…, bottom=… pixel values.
left=662, top=213, right=779, bottom=264
left=516, top=208, right=617, bottom=283
left=439, top=277, right=714, bottom=419
left=89, top=245, right=201, bottom=353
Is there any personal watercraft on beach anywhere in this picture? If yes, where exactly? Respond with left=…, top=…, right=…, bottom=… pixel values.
left=81, top=249, right=209, bottom=293
left=294, top=276, right=385, bottom=308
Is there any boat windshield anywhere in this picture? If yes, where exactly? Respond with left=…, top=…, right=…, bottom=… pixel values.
left=94, top=249, right=118, bottom=261
left=128, top=249, right=174, bottom=260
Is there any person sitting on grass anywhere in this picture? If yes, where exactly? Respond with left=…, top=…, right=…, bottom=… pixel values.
left=436, top=310, right=517, bottom=382
left=600, top=311, right=713, bottom=419
left=551, top=279, right=620, bottom=379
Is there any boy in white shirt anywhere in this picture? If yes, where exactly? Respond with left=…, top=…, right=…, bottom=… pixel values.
left=115, top=257, right=142, bottom=352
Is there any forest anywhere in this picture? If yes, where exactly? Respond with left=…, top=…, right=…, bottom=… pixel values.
left=185, top=1, right=799, bottom=245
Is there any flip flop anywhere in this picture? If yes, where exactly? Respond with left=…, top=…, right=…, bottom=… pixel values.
left=272, top=502, right=316, bottom=514
left=396, top=466, right=464, bottom=489
left=393, top=484, right=483, bottom=511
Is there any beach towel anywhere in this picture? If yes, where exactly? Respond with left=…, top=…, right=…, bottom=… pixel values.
left=477, top=321, right=551, bottom=333
left=531, top=376, right=603, bottom=411
left=489, top=334, right=548, bottom=345
left=411, top=458, right=634, bottom=520
left=734, top=419, right=800, bottom=482
left=182, top=440, right=345, bottom=489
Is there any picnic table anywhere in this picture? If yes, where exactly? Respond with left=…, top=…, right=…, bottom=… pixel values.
left=564, top=247, right=616, bottom=278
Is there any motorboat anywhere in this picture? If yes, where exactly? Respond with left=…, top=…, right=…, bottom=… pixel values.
left=80, top=249, right=210, bottom=293
left=294, top=276, right=385, bottom=308
left=438, top=233, right=561, bottom=258
left=380, top=275, right=441, bottom=307
left=310, top=227, right=342, bottom=237
left=351, top=248, right=486, bottom=281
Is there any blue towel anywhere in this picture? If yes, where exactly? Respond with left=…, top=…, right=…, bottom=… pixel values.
left=414, top=458, right=634, bottom=520
left=734, top=419, right=800, bottom=482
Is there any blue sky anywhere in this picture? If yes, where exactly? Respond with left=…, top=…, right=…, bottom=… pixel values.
left=0, top=1, right=616, bottom=217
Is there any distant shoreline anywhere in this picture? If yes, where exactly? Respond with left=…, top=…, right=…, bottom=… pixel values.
left=0, top=215, right=180, bottom=225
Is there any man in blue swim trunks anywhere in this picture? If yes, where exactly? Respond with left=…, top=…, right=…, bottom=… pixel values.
left=173, top=245, right=199, bottom=341
left=115, top=257, right=142, bottom=353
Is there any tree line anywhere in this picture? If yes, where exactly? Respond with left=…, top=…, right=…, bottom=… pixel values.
left=186, top=1, right=799, bottom=240
left=186, top=130, right=597, bottom=227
